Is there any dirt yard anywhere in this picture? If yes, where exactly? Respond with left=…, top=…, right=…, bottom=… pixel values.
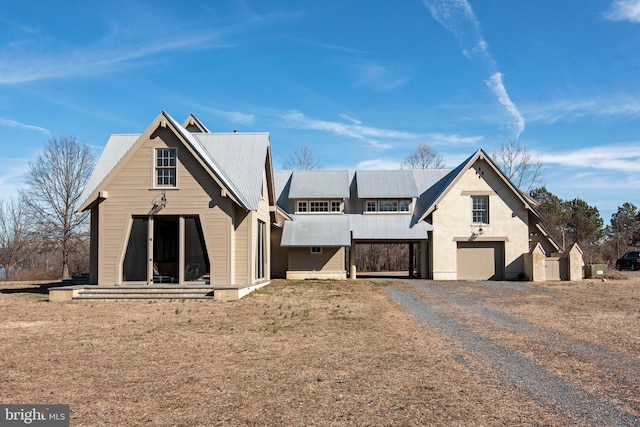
left=0, top=277, right=639, bottom=426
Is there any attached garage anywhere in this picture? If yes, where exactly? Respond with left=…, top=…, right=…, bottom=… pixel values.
left=457, top=242, right=504, bottom=280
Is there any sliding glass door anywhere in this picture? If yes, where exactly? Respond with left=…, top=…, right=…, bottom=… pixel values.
left=122, top=215, right=210, bottom=284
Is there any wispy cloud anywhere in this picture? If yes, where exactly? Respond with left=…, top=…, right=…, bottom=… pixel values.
left=0, top=157, right=30, bottom=198
left=426, top=132, right=483, bottom=145
left=421, top=0, right=525, bottom=137
left=604, top=0, right=640, bottom=22
left=0, top=118, right=49, bottom=134
left=486, top=73, right=525, bottom=136
left=287, top=36, right=368, bottom=54
left=525, top=98, right=640, bottom=123
left=282, top=110, right=419, bottom=149
left=200, top=107, right=256, bottom=126
left=0, top=8, right=292, bottom=85
left=352, top=62, right=411, bottom=91
left=538, top=144, right=640, bottom=173
left=356, top=158, right=403, bottom=170
left=0, top=32, right=227, bottom=84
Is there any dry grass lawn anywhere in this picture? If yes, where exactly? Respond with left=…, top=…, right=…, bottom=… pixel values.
left=0, top=277, right=639, bottom=426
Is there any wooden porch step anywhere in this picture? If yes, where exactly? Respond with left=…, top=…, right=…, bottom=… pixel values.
left=75, top=285, right=214, bottom=300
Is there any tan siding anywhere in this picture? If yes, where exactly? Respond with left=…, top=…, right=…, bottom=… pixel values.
left=233, top=208, right=250, bottom=284
left=288, top=247, right=344, bottom=272
left=98, top=128, right=235, bottom=285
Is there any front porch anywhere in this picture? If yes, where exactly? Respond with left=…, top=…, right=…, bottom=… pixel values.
left=49, top=282, right=270, bottom=302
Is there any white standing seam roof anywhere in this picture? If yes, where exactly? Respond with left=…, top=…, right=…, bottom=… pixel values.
left=193, top=132, right=269, bottom=211
left=356, top=170, right=418, bottom=198
left=288, top=170, right=350, bottom=199
left=350, top=214, right=433, bottom=240
left=77, top=134, right=140, bottom=210
left=281, top=215, right=351, bottom=247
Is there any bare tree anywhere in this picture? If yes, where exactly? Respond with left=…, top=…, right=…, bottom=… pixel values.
left=493, top=138, right=543, bottom=193
left=0, top=196, right=37, bottom=280
left=283, top=144, right=323, bottom=170
left=402, top=143, right=445, bottom=169
left=22, top=136, right=94, bottom=280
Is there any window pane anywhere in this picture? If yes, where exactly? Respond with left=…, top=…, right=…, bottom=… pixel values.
left=366, top=201, right=376, bottom=212
left=185, top=217, right=210, bottom=281
left=156, top=148, right=177, bottom=187
left=472, top=196, right=489, bottom=223
left=123, top=217, right=148, bottom=281
left=310, top=201, right=329, bottom=212
left=378, top=201, right=398, bottom=212
left=331, top=201, right=342, bottom=212
left=399, top=200, right=410, bottom=211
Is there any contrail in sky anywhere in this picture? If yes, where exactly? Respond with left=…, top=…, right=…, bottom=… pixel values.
left=422, top=0, right=525, bottom=137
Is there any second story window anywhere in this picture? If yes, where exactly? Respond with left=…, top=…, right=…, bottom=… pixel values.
left=472, top=196, right=489, bottom=224
left=365, top=199, right=410, bottom=213
left=297, top=200, right=342, bottom=214
left=310, top=201, right=329, bottom=212
left=378, top=201, right=398, bottom=212
left=156, top=148, right=177, bottom=187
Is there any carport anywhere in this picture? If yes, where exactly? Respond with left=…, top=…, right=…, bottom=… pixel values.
left=348, top=215, right=433, bottom=279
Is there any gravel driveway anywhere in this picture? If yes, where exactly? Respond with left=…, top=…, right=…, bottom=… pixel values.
left=386, top=280, right=640, bottom=426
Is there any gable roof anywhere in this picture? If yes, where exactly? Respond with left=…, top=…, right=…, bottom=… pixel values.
left=412, top=149, right=540, bottom=225
left=78, top=111, right=270, bottom=212
left=182, top=114, right=210, bottom=133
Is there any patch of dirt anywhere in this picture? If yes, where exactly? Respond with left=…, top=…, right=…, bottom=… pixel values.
left=0, top=278, right=638, bottom=426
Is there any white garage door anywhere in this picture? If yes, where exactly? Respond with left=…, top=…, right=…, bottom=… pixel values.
left=457, top=242, right=504, bottom=280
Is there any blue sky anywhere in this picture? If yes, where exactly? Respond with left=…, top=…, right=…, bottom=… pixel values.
left=1, top=0, right=639, bottom=222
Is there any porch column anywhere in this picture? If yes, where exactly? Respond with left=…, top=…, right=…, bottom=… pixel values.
left=178, top=216, right=185, bottom=284
left=147, top=216, right=154, bottom=285
left=409, top=243, right=414, bottom=277
left=419, top=240, right=428, bottom=279
left=349, top=237, right=357, bottom=280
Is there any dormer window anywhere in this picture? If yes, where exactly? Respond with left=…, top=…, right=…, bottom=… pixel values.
left=156, top=148, right=177, bottom=187
left=296, top=200, right=343, bottom=214
left=365, top=199, right=411, bottom=213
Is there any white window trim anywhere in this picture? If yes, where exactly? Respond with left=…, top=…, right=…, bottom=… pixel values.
left=296, top=200, right=343, bottom=214
left=153, top=147, right=178, bottom=189
left=364, top=199, right=411, bottom=214
left=471, top=195, right=490, bottom=224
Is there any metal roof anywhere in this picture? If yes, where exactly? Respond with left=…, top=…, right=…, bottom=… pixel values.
left=288, top=170, right=351, bottom=199
left=350, top=214, right=433, bottom=240
left=193, top=132, right=270, bottom=211
left=78, top=134, right=139, bottom=210
left=274, top=170, right=294, bottom=213
left=356, top=170, right=418, bottom=198
left=281, top=215, right=351, bottom=247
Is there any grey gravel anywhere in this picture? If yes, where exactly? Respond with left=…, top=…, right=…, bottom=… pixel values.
left=386, top=280, right=640, bottom=426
